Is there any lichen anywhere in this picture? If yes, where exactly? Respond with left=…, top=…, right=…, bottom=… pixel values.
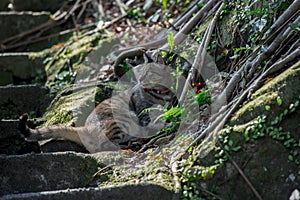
left=41, top=82, right=115, bottom=127
left=230, top=61, right=300, bottom=126
left=230, top=92, right=278, bottom=125
left=44, top=32, right=115, bottom=83
left=98, top=164, right=176, bottom=192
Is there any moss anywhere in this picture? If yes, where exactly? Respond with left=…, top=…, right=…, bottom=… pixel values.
left=230, top=61, right=300, bottom=125
left=44, top=32, right=115, bottom=84
left=98, top=164, right=176, bottom=192
left=41, top=82, right=115, bottom=127
left=252, top=60, right=300, bottom=98
left=230, top=92, right=278, bottom=125
left=88, top=151, right=176, bottom=192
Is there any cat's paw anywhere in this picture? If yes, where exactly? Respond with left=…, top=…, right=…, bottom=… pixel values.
left=18, top=113, right=30, bottom=137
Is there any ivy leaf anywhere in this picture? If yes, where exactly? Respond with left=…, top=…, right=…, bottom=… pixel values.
left=277, top=97, right=283, bottom=106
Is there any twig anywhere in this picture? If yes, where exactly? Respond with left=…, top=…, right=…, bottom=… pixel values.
left=77, top=0, right=94, bottom=20
left=1, top=23, right=96, bottom=51
left=199, top=186, right=223, bottom=200
left=116, top=0, right=133, bottom=29
left=0, top=0, right=82, bottom=49
left=282, top=38, right=300, bottom=58
left=229, top=156, right=263, bottom=200
left=2, top=12, right=127, bottom=51
left=112, top=0, right=219, bottom=57
left=161, top=0, right=221, bottom=50
left=81, top=13, right=128, bottom=36
left=267, top=47, right=300, bottom=75
left=172, top=0, right=206, bottom=30
left=0, top=20, right=56, bottom=46
left=86, top=164, right=114, bottom=186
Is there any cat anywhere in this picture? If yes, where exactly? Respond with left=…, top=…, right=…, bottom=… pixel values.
left=19, top=63, right=177, bottom=153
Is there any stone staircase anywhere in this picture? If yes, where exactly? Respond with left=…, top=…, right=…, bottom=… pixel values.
left=0, top=1, right=177, bottom=199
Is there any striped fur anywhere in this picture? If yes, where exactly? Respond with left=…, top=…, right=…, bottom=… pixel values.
left=19, top=63, right=176, bottom=153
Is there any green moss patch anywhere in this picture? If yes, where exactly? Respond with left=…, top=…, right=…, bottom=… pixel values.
left=230, top=61, right=300, bottom=125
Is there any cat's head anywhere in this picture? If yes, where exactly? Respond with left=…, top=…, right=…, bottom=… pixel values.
left=134, top=62, right=174, bottom=94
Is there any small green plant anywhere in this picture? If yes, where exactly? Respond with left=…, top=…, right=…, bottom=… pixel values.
left=167, top=31, right=175, bottom=53
left=193, top=90, right=212, bottom=106
left=233, top=45, right=253, bottom=55
left=162, top=105, right=184, bottom=122
left=162, top=0, right=168, bottom=10
left=179, top=164, right=218, bottom=200
left=224, top=100, right=300, bottom=165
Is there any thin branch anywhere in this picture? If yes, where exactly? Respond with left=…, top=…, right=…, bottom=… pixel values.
left=76, top=0, right=94, bottom=21
left=0, top=0, right=83, bottom=49
left=0, top=20, right=56, bottom=46
left=86, top=164, right=114, bottom=186
left=116, top=0, right=133, bottom=28
left=1, top=23, right=96, bottom=51
left=267, top=47, right=300, bottom=75
left=113, top=0, right=220, bottom=57
left=173, top=0, right=206, bottom=29
left=229, top=156, right=263, bottom=200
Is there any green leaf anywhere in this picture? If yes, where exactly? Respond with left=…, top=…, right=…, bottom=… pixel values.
left=162, top=0, right=168, bottom=10
left=167, top=32, right=174, bottom=52
left=232, top=146, right=241, bottom=152
left=197, top=3, right=204, bottom=8
left=265, top=105, right=271, bottom=111
left=277, top=97, right=283, bottom=106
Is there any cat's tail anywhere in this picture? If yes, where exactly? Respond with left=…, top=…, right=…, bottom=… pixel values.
left=18, top=113, right=84, bottom=145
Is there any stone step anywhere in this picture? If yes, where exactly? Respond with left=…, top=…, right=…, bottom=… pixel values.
left=10, top=0, right=67, bottom=13
left=0, top=119, right=87, bottom=155
left=0, top=184, right=177, bottom=200
left=0, top=11, right=50, bottom=42
left=0, top=53, right=45, bottom=85
left=0, top=0, right=9, bottom=11
left=0, top=119, right=36, bottom=139
left=0, top=152, right=101, bottom=196
left=0, top=84, right=52, bottom=119
left=0, top=119, right=40, bottom=155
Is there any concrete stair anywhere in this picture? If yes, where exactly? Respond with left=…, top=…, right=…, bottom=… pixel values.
left=0, top=1, right=177, bottom=199
left=0, top=11, right=50, bottom=42
left=0, top=152, right=177, bottom=200
left=0, top=53, right=45, bottom=85
left=0, top=184, right=175, bottom=200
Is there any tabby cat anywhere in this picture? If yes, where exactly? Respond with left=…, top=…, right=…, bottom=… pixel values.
left=19, top=63, right=177, bottom=153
